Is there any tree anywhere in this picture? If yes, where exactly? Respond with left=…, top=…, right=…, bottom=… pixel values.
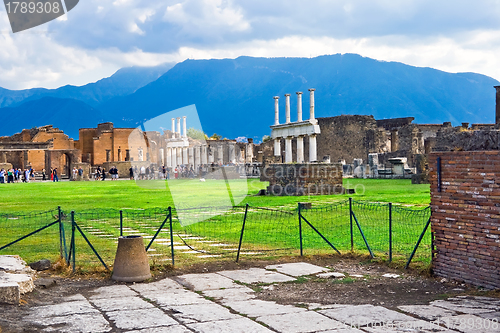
left=262, top=135, right=271, bottom=143
left=209, top=133, right=222, bottom=140
left=187, top=127, right=207, bottom=140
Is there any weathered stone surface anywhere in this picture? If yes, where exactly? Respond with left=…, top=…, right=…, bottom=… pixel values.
left=91, top=296, right=154, bottom=312
left=88, top=284, right=137, bottom=299
left=126, top=326, right=193, bottom=333
left=0, top=282, right=19, bottom=304
left=217, top=268, right=296, bottom=284
left=29, top=300, right=99, bottom=318
left=35, top=278, right=56, bottom=289
left=223, top=299, right=306, bottom=317
left=257, top=311, right=347, bottom=333
left=265, top=262, right=328, bottom=277
left=317, top=272, right=345, bottom=279
left=319, top=304, right=416, bottom=327
left=0, top=271, right=35, bottom=294
left=398, top=305, right=457, bottom=321
left=141, top=289, right=211, bottom=306
left=129, top=278, right=183, bottom=293
left=202, top=287, right=256, bottom=301
left=439, top=314, right=499, bottom=333
left=28, top=313, right=111, bottom=333
left=176, top=272, right=244, bottom=291
left=168, top=303, right=240, bottom=323
left=187, top=318, right=274, bottom=333
left=361, top=319, right=453, bottom=332
left=0, top=255, right=33, bottom=273
left=106, top=308, right=178, bottom=330
left=29, top=259, right=51, bottom=271
left=430, top=300, right=497, bottom=314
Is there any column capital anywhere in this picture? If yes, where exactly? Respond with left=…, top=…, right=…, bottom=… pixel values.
left=296, top=91, right=303, bottom=95
left=273, top=96, right=280, bottom=99
left=308, top=88, right=315, bottom=92
left=285, top=93, right=291, bottom=97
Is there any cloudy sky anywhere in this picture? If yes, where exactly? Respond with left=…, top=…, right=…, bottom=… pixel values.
left=2, top=0, right=500, bottom=90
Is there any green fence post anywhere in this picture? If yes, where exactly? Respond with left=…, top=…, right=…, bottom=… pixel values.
left=119, top=210, right=123, bottom=237
left=236, top=204, right=249, bottom=262
left=71, top=211, right=76, bottom=273
left=58, top=206, right=63, bottom=258
left=169, top=207, right=174, bottom=267
left=349, top=198, right=353, bottom=251
left=299, top=203, right=303, bottom=256
left=389, top=202, right=392, bottom=262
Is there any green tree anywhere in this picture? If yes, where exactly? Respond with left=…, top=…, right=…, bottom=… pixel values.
left=209, top=133, right=222, bottom=140
left=187, top=127, right=207, bottom=140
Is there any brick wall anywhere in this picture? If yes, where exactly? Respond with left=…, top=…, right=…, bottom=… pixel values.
left=429, top=151, right=500, bottom=289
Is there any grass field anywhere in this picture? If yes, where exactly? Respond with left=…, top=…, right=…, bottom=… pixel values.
left=0, top=178, right=430, bottom=213
left=0, top=178, right=431, bottom=272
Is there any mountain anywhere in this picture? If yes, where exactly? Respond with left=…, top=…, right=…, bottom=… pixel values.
left=0, top=97, right=103, bottom=138
left=99, top=55, right=500, bottom=140
left=1, top=54, right=499, bottom=141
left=0, top=62, right=175, bottom=108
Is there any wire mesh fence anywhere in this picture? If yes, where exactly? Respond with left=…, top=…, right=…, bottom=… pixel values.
left=0, top=200, right=432, bottom=271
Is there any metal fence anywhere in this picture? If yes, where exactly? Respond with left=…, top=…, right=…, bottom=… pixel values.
left=0, top=199, right=432, bottom=272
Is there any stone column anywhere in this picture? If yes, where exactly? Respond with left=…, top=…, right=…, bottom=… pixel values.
left=201, top=145, right=208, bottom=164
left=285, top=93, right=291, bottom=123
left=308, top=88, right=315, bottom=120
left=274, top=138, right=281, bottom=156
left=159, top=148, right=165, bottom=166
left=229, top=144, right=235, bottom=163
left=188, top=147, right=194, bottom=166
left=166, top=148, right=172, bottom=168
left=274, top=96, right=280, bottom=125
left=183, top=147, right=188, bottom=165
left=297, top=136, right=304, bottom=163
left=171, top=118, right=175, bottom=135
left=218, top=145, right=224, bottom=164
left=285, top=136, right=293, bottom=163
left=177, top=148, right=183, bottom=166
left=182, top=116, right=187, bottom=138
left=309, top=134, right=317, bottom=162
left=195, top=146, right=201, bottom=169
left=296, top=91, right=303, bottom=122
left=176, top=117, right=181, bottom=136
left=391, top=130, right=399, bottom=152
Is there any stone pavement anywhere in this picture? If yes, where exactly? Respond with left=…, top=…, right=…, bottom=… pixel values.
left=17, top=262, right=500, bottom=332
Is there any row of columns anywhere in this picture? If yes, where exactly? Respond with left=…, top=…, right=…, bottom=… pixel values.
left=171, top=116, right=187, bottom=138
left=273, top=89, right=317, bottom=163
left=164, top=144, right=247, bottom=169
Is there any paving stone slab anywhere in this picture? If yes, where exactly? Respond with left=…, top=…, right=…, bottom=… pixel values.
left=217, top=267, right=296, bottom=284
left=0, top=282, right=19, bottom=304
left=439, top=314, right=500, bottom=333
left=106, top=308, right=178, bottom=330
left=126, top=326, right=193, bottom=333
left=140, top=288, right=212, bottom=306
left=319, top=304, right=416, bottom=327
left=202, top=286, right=256, bottom=301
left=313, top=329, right=365, bottom=333
left=88, top=284, right=137, bottom=299
left=398, top=305, right=457, bottom=321
left=476, top=312, right=500, bottom=321
left=91, top=296, right=154, bottom=312
left=361, top=319, right=453, bottom=332
left=223, top=299, right=306, bottom=317
left=430, top=300, right=497, bottom=314
left=187, top=317, right=275, bottom=333
left=130, top=278, right=183, bottom=293
left=0, top=271, right=35, bottom=294
left=176, top=272, right=245, bottom=291
left=317, top=272, right=346, bottom=279
left=29, top=300, right=99, bottom=318
left=167, top=303, right=240, bottom=323
left=0, top=255, right=34, bottom=273
left=28, top=313, right=111, bottom=333
left=266, top=262, right=329, bottom=277
left=257, top=310, right=347, bottom=333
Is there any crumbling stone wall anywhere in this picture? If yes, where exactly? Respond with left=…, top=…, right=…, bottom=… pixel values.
left=429, top=151, right=500, bottom=289
left=261, top=163, right=343, bottom=196
left=317, top=115, right=387, bottom=164
left=434, top=127, right=500, bottom=152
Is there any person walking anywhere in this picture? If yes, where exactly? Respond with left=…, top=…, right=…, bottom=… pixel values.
left=101, top=168, right=106, bottom=181
left=52, top=168, right=59, bottom=182
left=42, top=169, right=46, bottom=181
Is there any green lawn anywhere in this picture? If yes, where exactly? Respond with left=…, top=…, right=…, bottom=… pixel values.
left=0, top=178, right=430, bottom=214
left=0, top=178, right=431, bottom=271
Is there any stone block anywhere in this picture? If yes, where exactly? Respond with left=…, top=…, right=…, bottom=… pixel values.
left=0, top=282, right=19, bottom=304
left=265, top=262, right=328, bottom=277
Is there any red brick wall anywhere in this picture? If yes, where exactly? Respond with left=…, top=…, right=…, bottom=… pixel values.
left=429, top=151, right=500, bottom=289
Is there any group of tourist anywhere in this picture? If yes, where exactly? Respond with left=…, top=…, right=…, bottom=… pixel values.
left=0, top=167, right=61, bottom=183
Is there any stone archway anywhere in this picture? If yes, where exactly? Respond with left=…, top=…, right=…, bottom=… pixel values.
left=45, top=149, right=81, bottom=179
